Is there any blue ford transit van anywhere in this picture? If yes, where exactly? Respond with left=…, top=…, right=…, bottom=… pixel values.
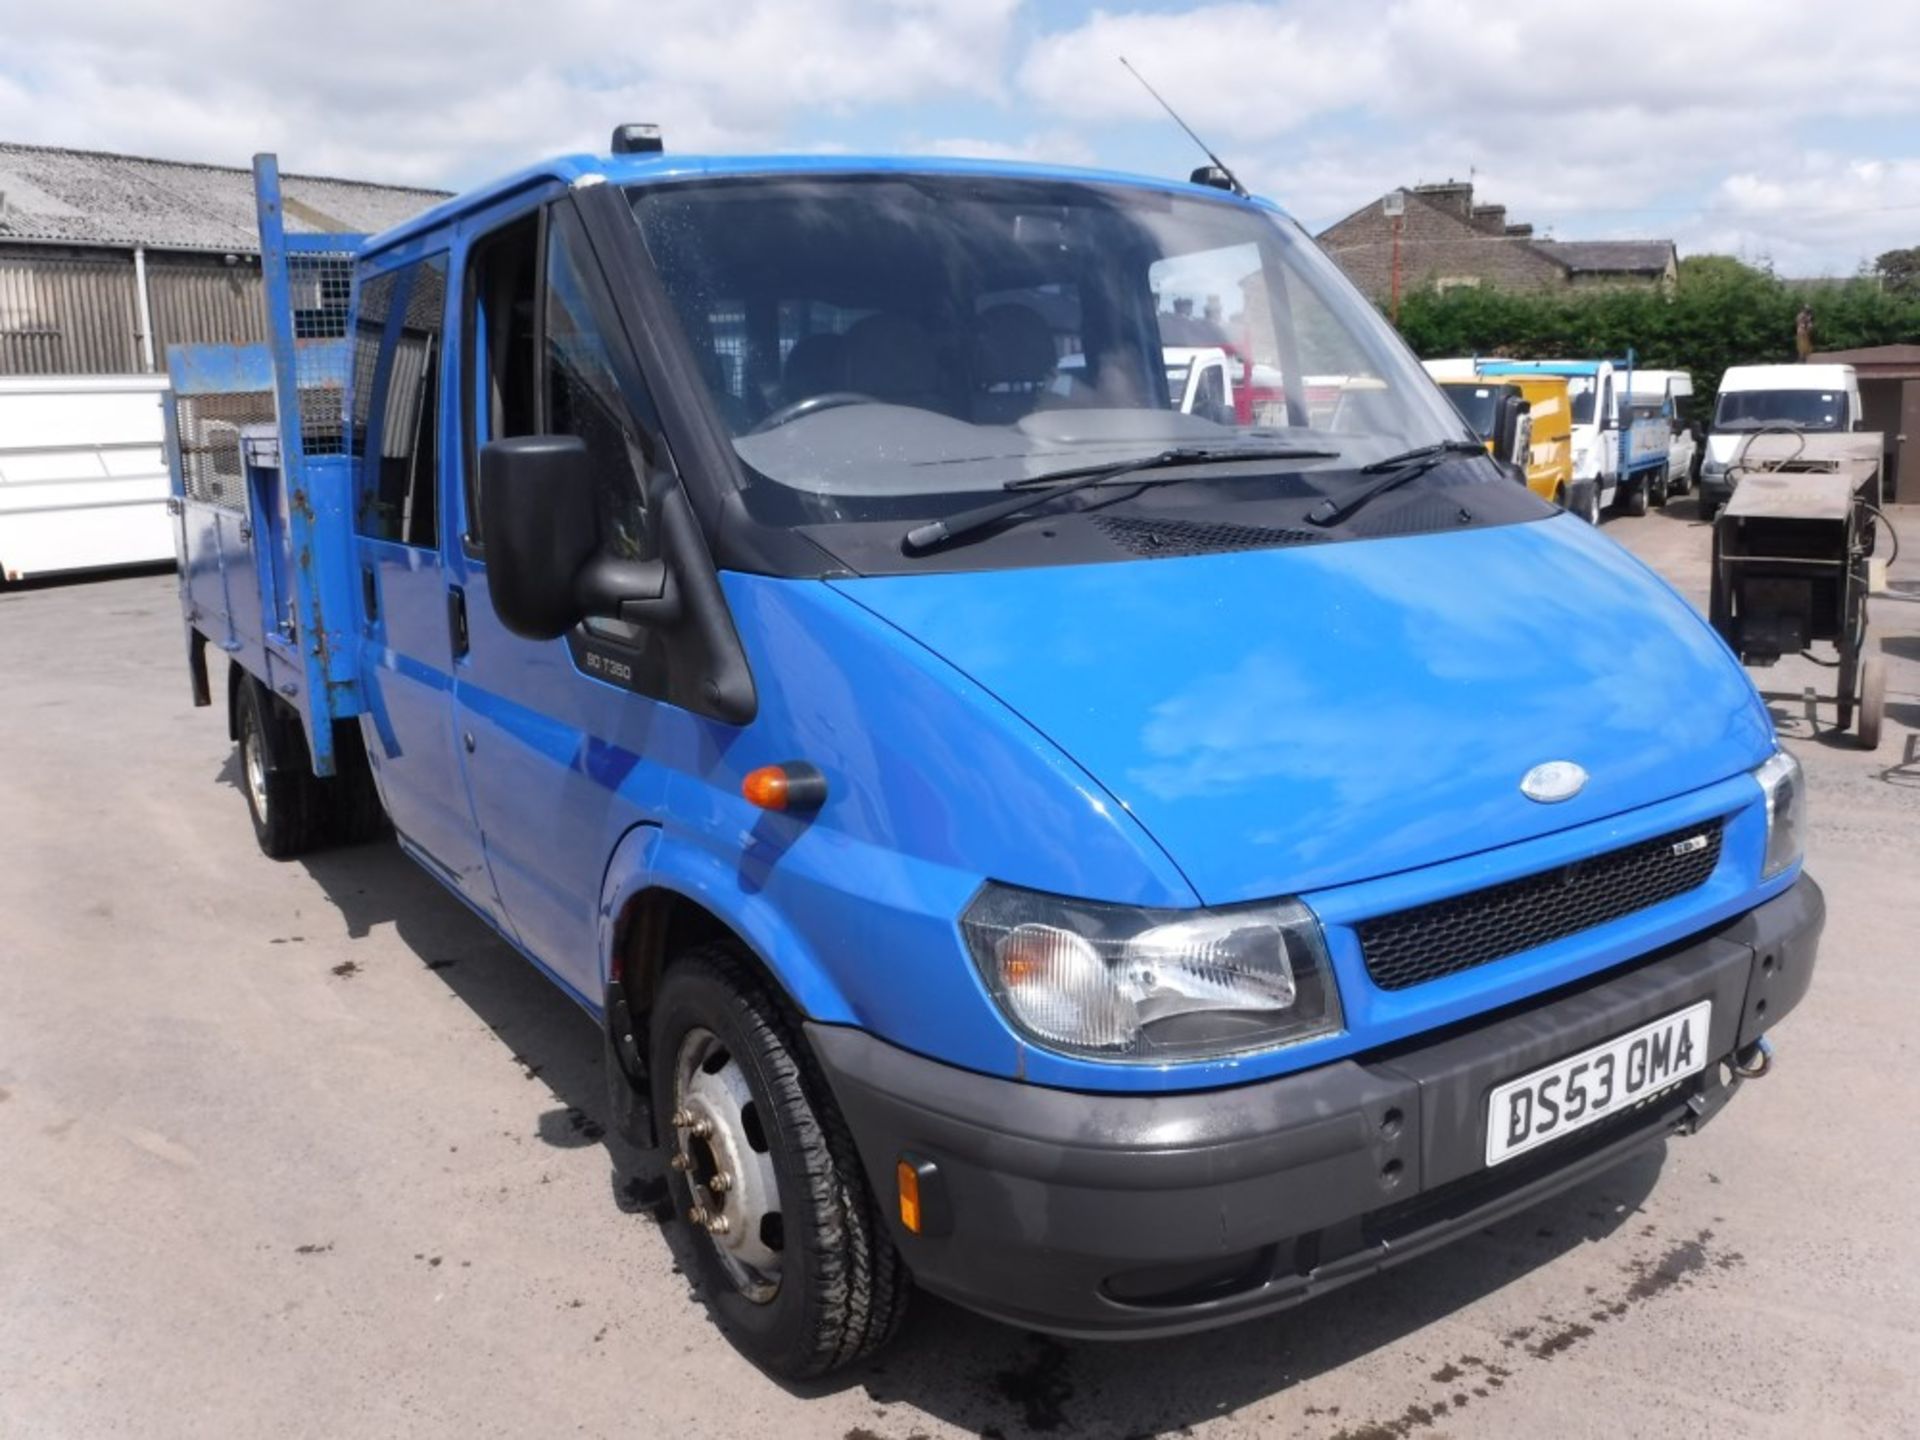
left=171, top=141, right=1821, bottom=1378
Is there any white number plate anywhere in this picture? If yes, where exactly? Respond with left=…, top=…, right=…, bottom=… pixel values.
left=1485, top=1001, right=1711, bottom=1167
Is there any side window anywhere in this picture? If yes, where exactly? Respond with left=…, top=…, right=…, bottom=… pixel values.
left=543, top=205, right=658, bottom=564
left=463, top=214, right=541, bottom=545
left=352, top=254, right=447, bottom=547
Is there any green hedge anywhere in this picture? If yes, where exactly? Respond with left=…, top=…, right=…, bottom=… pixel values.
left=1390, top=257, right=1920, bottom=410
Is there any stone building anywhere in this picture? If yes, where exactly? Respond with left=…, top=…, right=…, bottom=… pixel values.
left=1316, top=181, right=1677, bottom=301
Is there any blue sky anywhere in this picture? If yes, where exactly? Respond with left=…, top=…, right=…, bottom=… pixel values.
left=2, top=0, right=1917, bottom=274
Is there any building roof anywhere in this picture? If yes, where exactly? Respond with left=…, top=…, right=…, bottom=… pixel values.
left=1533, top=239, right=1675, bottom=275
left=1813, top=344, right=1920, bottom=377
left=0, top=142, right=448, bottom=254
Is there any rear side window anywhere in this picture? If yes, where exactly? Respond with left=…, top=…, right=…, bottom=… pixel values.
left=352, top=254, right=448, bottom=547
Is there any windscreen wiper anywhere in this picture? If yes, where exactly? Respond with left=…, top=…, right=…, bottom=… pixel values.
left=1305, top=440, right=1489, bottom=528
left=902, top=445, right=1337, bottom=554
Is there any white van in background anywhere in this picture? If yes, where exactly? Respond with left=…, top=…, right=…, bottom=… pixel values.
left=1698, top=363, right=1861, bottom=519
left=0, top=374, right=175, bottom=583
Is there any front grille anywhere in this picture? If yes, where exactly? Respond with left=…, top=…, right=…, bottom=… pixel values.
left=1356, top=820, right=1725, bottom=991
left=1095, top=515, right=1323, bottom=557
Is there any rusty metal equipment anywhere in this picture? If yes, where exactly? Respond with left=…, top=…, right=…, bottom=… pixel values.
left=1708, top=429, right=1896, bottom=749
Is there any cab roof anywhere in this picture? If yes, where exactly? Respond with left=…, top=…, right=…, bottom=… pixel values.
left=361, top=151, right=1285, bottom=258
left=1718, top=362, right=1856, bottom=392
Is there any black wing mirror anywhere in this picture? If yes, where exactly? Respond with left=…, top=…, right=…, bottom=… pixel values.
left=479, top=435, right=677, bottom=641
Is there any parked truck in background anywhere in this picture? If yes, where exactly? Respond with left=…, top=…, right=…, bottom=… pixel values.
left=167, top=143, right=1823, bottom=1379
left=1622, top=368, right=1698, bottom=498
left=1479, top=358, right=1670, bottom=521
left=1699, top=363, right=1862, bottom=520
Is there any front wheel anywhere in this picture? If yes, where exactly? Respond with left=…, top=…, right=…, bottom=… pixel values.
left=1576, top=482, right=1602, bottom=525
left=652, top=944, right=908, bottom=1378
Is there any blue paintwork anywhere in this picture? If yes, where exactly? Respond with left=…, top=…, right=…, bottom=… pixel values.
left=171, top=148, right=1801, bottom=1099
left=833, top=513, right=1776, bottom=906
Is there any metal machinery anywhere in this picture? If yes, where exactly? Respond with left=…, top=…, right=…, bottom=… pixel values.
left=1708, top=429, right=1896, bottom=748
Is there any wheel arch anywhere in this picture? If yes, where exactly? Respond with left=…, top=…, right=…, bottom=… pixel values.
left=594, top=822, right=862, bottom=1145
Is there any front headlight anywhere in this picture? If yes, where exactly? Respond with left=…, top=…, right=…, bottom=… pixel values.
left=1755, top=748, right=1807, bottom=880
left=960, top=884, right=1341, bottom=1062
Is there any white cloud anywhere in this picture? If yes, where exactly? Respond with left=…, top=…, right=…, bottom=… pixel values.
left=0, top=0, right=1915, bottom=272
left=910, top=131, right=1098, bottom=166
left=0, top=0, right=1021, bottom=185
left=1020, top=1, right=1920, bottom=270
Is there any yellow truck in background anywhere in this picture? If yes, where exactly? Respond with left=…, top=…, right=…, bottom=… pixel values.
left=1424, top=361, right=1578, bottom=512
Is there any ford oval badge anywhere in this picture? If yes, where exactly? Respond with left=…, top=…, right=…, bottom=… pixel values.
left=1521, top=761, right=1588, bottom=804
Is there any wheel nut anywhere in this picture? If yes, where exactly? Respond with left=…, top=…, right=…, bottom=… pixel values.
left=668, top=1152, right=690, bottom=1172
left=707, top=1215, right=731, bottom=1236
left=688, top=1119, right=714, bottom=1140
left=707, top=1172, right=732, bottom=1194
left=670, top=1109, right=694, bottom=1130
left=688, top=1205, right=709, bottom=1228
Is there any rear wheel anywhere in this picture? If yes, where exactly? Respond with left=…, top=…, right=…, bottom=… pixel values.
left=1699, top=494, right=1720, bottom=523
left=1650, top=465, right=1670, bottom=509
left=652, top=944, right=908, bottom=1378
left=1621, top=477, right=1650, bottom=517
left=237, top=680, right=326, bottom=859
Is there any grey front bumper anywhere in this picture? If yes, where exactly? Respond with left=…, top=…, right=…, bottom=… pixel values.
left=809, top=875, right=1824, bottom=1339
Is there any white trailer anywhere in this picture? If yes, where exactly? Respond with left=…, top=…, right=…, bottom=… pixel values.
left=0, top=374, right=174, bottom=583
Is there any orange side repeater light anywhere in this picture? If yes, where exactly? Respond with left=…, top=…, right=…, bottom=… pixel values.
left=896, top=1159, right=922, bottom=1234
left=742, top=761, right=828, bottom=813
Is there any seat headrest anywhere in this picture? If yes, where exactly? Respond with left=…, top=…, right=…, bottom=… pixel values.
left=973, top=304, right=1057, bottom=388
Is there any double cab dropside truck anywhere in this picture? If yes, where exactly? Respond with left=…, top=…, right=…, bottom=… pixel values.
left=168, top=143, right=1823, bottom=1378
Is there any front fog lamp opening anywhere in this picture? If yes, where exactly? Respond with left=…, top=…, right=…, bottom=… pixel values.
left=1755, top=748, right=1807, bottom=880
left=962, top=885, right=1341, bottom=1063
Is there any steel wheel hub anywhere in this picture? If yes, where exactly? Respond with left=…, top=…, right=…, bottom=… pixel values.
left=671, top=1027, right=783, bottom=1303
left=243, top=717, right=269, bottom=815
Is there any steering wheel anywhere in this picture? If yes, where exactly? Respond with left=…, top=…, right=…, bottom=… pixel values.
left=748, top=392, right=880, bottom=435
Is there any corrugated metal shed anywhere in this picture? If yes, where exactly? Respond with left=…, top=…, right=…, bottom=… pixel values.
left=0, top=142, right=447, bottom=253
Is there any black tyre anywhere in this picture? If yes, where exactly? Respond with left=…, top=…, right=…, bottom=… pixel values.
left=652, top=943, right=908, bottom=1378
left=1859, top=655, right=1885, bottom=751
left=1650, top=465, right=1670, bottom=509
left=1621, top=477, right=1650, bottom=517
left=327, top=722, right=390, bottom=846
left=1699, top=494, right=1720, bottom=523
left=237, top=679, right=326, bottom=860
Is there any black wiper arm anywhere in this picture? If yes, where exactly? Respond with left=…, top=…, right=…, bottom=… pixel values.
left=1305, top=440, right=1487, bottom=528
left=902, top=446, right=1337, bottom=554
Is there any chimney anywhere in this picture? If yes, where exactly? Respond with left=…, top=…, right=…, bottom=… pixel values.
left=1413, top=180, right=1474, bottom=216
left=1505, top=222, right=1534, bottom=238
left=1471, top=203, right=1507, bottom=233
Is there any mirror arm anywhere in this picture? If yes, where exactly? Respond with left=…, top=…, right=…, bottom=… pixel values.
left=574, top=555, right=681, bottom=627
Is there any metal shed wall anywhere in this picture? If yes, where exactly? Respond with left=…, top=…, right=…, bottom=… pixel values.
left=147, top=257, right=266, bottom=356
left=0, top=250, right=140, bottom=374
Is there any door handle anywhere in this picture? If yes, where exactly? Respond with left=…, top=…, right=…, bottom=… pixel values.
left=447, top=584, right=469, bottom=659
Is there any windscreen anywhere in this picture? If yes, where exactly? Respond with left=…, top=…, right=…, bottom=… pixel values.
left=1441, top=384, right=1501, bottom=439
left=1714, top=388, right=1849, bottom=430
left=629, top=175, right=1465, bottom=516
